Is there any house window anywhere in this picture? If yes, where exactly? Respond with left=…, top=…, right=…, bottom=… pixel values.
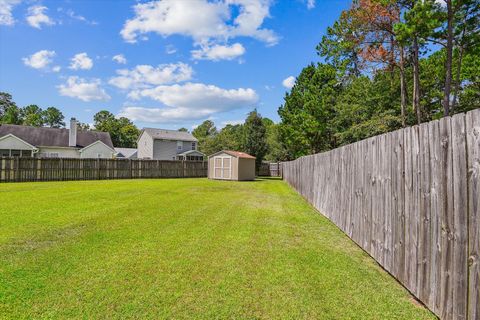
left=21, top=150, right=31, bottom=157
left=10, top=150, right=21, bottom=157
left=49, top=153, right=59, bottom=158
left=97, top=153, right=102, bottom=158
left=191, top=142, right=196, bottom=150
left=0, top=149, right=10, bottom=157
left=0, top=149, right=33, bottom=157
left=177, top=141, right=183, bottom=150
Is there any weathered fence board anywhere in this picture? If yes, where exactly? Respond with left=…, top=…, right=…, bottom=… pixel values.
left=282, top=109, right=480, bottom=320
left=0, top=158, right=207, bottom=182
left=466, top=109, right=480, bottom=320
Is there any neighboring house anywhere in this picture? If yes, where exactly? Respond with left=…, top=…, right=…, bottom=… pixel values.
left=137, top=128, right=205, bottom=161
left=0, top=118, right=115, bottom=158
left=115, top=147, right=137, bottom=159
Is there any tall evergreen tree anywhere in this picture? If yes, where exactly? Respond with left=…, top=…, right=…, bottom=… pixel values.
left=22, top=105, right=44, bottom=127
left=93, top=110, right=139, bottom=148
left=42, top=107, right=65, bottom=128
left=244, top=109, right=268, bottom=170
left=192, top=120, right=218, bottom=155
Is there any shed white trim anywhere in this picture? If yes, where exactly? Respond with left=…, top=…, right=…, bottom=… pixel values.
left=213, top=156, right=232, bottom=179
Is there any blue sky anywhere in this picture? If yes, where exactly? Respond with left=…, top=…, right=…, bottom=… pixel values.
left=0, top=0, right=349, bottom=130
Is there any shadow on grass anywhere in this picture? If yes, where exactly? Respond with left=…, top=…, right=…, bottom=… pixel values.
left=254, top=176, right=283, bottom=181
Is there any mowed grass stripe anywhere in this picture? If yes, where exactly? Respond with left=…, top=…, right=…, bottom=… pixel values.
left=0, top=178, right=435, bottom=319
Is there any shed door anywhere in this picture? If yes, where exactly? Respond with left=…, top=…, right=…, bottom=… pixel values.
left=214, top=156, right=231, bottom=179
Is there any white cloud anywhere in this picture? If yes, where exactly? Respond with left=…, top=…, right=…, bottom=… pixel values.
left=120, top=0, right=278, bottom=60
left=26, top=5, right=55, bottom=29
left=58, top=76, right=110, bottom=102
left=121, top=0, right=229, bottom=43
left=191, top=42, right=245, bottom=61
left=22, top=50, right=56, bottom=70
left=227, top=0, right=278, bottom=45
left=112, top=54, right=127, bottom=64
left=119, top=82, right=258, bottom=123
left=69, top=52, right=93, bottom=70
left=306, top=0, right=315, bottom=9
left=0, top=0, right=21, bottom=26
left=282, top=76, right=295, bottom=89
left=166, top=44, right=177, bottom=54
left=109, top=63, right=193, bottom=90
left=52, top=65, right=61, bottom=72
left=64, top=8, right=98, bottom=25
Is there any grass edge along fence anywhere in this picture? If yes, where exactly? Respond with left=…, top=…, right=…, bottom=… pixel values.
left=0, top=158, right=207, bottom=182
left=282, top=108, right=479, bottom=320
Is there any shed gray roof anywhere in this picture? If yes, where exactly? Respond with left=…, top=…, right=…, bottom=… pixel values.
left=0, top=124, right=114, bottom=149
left=142, top=128, right=198, bottom=142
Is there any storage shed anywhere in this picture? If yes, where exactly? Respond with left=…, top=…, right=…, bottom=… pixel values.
left=208, top=150, right=256, bottom=181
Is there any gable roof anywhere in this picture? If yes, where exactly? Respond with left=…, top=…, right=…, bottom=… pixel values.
left=80, top=140, right=115, bottom=153
left=0, top=133, right=37, bottom=150
left=209, top=150, right=256, bottom=159
left=0, top=124, right=114, bottom=149
left=178, top=149, right=205, bottom=156
left=142, top=128, right=198, bottom=142
left=114, top=147, right=138, bottom=158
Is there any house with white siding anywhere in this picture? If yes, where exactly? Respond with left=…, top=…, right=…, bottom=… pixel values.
left=137, top=128, right=205, bottom=161
left=0, top=118, right=115, bottom=158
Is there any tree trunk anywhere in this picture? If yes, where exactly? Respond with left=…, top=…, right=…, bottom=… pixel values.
left=390, top=35, right=396, bottom=87
left=399, top=45, right=407, bottom=127
left=412, top=37, right=421, bottom=125
left=451, top=7, right=468, bottom=114
left=451, top=46, right=464, bottom=114
left=443, top=0, right=453, bottom=116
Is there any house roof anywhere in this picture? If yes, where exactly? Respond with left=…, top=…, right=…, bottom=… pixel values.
left=142, top=128, right=198, bottom=142
left=114, top=147, right=138, bottom=158
left=0, top=124, right=114, bottom=149
left=209, top=150, right=256, bottom=159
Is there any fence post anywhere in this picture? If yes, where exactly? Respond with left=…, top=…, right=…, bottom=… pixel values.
left=60, top=158, right=64, bottom=181
left=96, top=158, right=100, bottom=180
left=128, top=159, right=132, bottom=179
left=15, top=157, right=20, bottom=182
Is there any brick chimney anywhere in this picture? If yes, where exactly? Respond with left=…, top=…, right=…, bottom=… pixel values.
left=69, top=118, right=78, bottom=147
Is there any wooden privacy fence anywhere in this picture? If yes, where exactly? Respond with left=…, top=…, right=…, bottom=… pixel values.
left=257, top=162, right=282, bottom=177
left=0, top=158, right=207, bottom=182
left=282, top=109, right=480, bottom=320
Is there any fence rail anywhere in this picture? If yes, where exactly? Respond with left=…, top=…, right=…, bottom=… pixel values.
left=0, top=158, right=207, bottom=182
left=282, top=108, right=480, bottom=320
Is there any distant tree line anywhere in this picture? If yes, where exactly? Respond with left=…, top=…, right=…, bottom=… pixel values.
left=278, top=0, right=479, bottom=159
left=191, top=110, right=283, bottom=168
left=0, top=92, right=65, bottom=128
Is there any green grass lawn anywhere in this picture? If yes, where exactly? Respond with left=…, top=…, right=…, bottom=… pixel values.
left=0, top=178, right=435, bottom=319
